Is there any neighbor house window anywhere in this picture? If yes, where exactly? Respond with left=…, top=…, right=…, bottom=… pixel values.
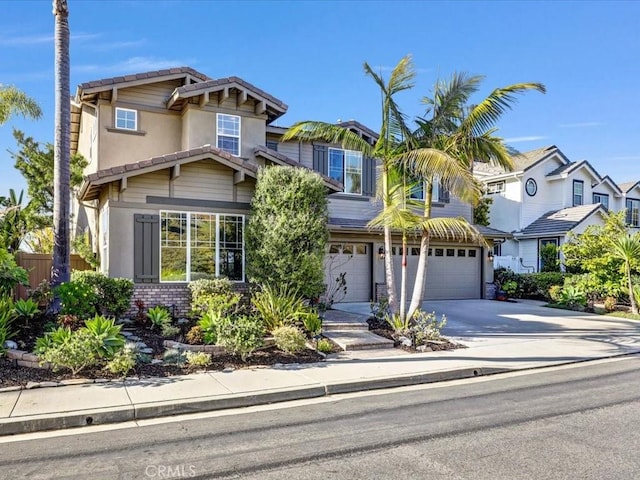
left=573, top=180, right=584, bottom=206
left=217, top=114, right=241, bottom=156
left=409, top=177, right=449, bottom=203
left=592, top=192, right=609, bottom=209
left=265, top=140, right=278, bottom=151
left=329, top=148, right=362, bottom=194
left=626, top=199, right=640, bottom=227
left=115, top=107, right=137, bottom=130
left=487, top=181, right=505, bottom=194
left=160, top=211, right=244, bottom=282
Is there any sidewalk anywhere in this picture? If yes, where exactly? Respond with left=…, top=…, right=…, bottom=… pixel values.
left=2, top=301, right=640, bottom=436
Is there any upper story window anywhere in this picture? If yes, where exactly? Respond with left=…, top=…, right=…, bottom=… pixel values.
left=573, top=180, right=584, bottom=206
left=265, top=140, right=278, bottom=152
left=626, top=199, right=640, bottom=227
left=115, top=107, right=137, bottom=130
left=329, top=148, right=362, bottom=194
left=217, top=114, right=241, bottom=156
left=487, top=181, right=505, bottom=194
left=410, top=178, right=450, bottom=203
left=593, top=192, right=609, bottom=209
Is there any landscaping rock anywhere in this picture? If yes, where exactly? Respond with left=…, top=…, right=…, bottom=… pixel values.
left=128, top=335, right=142, bottom=342
left=140, top=348, right=154, bottom=354
left=3, top=340, right=18, bottom=350
left=25, top=382, right=40, bottom=389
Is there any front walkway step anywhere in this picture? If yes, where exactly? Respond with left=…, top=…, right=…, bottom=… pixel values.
left=323, top=330, right=395, bottom=351
left=323, top=309, right=370, bottom=332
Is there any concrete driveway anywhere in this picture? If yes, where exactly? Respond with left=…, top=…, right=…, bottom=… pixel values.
left=333, top=299, right=640, bottom=357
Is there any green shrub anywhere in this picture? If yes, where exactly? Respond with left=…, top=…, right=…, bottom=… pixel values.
left=147, top=305, right=172, bottom=330
left=370, top=298, right=390, bottom=323
left=39, top=329, right=101, bottom=374
left=246, top=166, right=329, bottom=299
left=217, top=315, right=264, bottom=361
left=0, top=297, right=17, bottom=357
left=386, top=314, right=410, bottom=335
left=273, top=325, right=307, bottom=354
left=0, top=248, right=28, bottom=296
left=411, top=310, right=447, bottom=345
left=501, top=280, right=518, bottom=297
left=302, top=313, right=322, bottom=337
left=252, top=284, right=311, bottom=332
left=188, top=278, right=240, bottom=317
left=161, top=324, right=180, bottom=338
left=105, top=348, right=137, bottom=377
left=316, top=338, right=334, bottom=354
left=84, top=315, right=125, bottom=359
left=33, top=326, right=72, bottom=355
left=14, top=298, right=39, bottom=320
left=548, top=285, right=563, bottom=303
left=603, top=296, right=617, bottom=312
left=558, top=285, right=587, bottom=309
left=185, top=351, right=211, bottom=368
left=71, top=271, right=134, bottom=319
left=198, top=310, right=227, bottom=345
left=55, top=281, right=97, bottom=318
left=186, top=325, right=204, bottom=345
left=163, top=348, right=187, bottom=365
left=494, top=268, right=567, bottom=300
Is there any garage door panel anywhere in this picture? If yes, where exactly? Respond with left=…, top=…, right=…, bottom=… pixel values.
left=324, top=243, right=371, bottom=302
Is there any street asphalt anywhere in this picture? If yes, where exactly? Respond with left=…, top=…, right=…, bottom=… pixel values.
left=1, top=299, right=639, bottom=436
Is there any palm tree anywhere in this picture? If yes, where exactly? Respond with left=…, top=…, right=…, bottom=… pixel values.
left=0, top=86, right=42, bottom=125
left=283, top=56, right=416, bottom=314
left=404, top=74, right=546, bottom=317
left=610, top=234, right=640, bottom=314
left=51, top=0, right=71, bottom=305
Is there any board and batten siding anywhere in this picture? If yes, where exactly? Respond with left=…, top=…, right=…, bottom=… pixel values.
left=172, top=160, right=235, bottom=201
left=117, top=80, right=183, bottom=109
left=121, top=171, right=170, bottom=203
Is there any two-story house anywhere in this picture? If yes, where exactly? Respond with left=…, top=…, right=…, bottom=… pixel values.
left=474, top=145, right=639, bottom=272
left=70, top=67, right=499, bottom=314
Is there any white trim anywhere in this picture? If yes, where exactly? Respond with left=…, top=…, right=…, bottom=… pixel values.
left=216, top=113, right=241, bottom=156
left=329, top=147, right=363, bottom=195
left=114, top=107, right=137, bottom=131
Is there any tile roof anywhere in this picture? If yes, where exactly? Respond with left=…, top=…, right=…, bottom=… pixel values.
left=474, top=145, right=559, bottom=176
left=337, top=120, right=379, bottom=142
left=618, top=181, right=640, bottom=193
left=80, top=145, right=258, bottom=201
left=517, top=204, right=603, bottom=237
left=176, top=76, right=287, bottom=110
left=254, top=146, right=343, bottom=192
left=78, top=67, right=211, bottom=90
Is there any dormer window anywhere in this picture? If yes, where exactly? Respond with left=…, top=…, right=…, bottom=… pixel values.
left=217, top=114, right=240, bottom=156
left=573, top=180, right=584, bottom=206
left=329, top=148, right=362, bottom=194
left=592, top=192, right=609, bottom=209
left=487, top=181, right=505, bottom=194
left=115, top=107, right=137, bottom=130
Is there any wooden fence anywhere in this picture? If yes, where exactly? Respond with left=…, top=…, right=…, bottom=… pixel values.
left=15, top=253, right=93, bottom=299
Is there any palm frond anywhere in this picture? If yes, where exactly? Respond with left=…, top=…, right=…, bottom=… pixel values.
left=419, top=217, right=487, bottom=245
left=282, top=121, right=373, bottom=156
left=460, top=82, right=546, bottom=138
left=0, top=86, right=42, bottom=124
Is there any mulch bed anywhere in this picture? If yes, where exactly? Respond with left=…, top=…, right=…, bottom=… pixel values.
left=1, top=317, right=324, bottom=388
left=367, top=317, right=465, bottom=353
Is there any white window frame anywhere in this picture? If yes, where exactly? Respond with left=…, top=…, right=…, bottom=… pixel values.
left=115, top=107, right=137, bottom=131
left=216, top=113, right=241, bottom=156
left=592, top=192, right=609, bottom=209
left=329, top=148, right=363, bottom=195
left=573, top=180, right=584, bottom=206
left=487, top=181, right=505, bottom=194
left=409, top=177, right=441, bottom=202
left=159, top=210, right=245, bottom=282
left=626, top=199, right=640, bottom=227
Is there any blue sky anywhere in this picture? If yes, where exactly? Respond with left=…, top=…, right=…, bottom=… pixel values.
left=2, top=0, right=640, bottom=196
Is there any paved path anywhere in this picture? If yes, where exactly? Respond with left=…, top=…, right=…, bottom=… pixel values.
left=1, top=300, right=639, bottom=436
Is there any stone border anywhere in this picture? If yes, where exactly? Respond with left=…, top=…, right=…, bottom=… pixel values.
left=6, top=349, right=50, bottom=370
left=0, top=377, right=117, bottom=393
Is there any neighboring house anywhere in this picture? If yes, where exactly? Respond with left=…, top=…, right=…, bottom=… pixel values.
left=474, top=145, right=638, bottom=272
left=70, top=67, right=500, bottom=313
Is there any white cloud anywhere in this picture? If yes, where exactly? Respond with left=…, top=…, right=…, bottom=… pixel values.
left=75, top=56, right=196, bottom=76
left=558, top=121, right=602, bottom=128
left=504, top=135, right=547, bottom=143
left=89, top=39, right=148, bottom=52
left=0, top=32, right=100, bottom=46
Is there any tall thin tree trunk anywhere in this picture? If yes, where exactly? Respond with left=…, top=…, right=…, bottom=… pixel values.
left=399, top=233, right=408, bottom=323
left=382, top=166, right=398, bottom=314
left=628, top=265, right=638, bottom=315
left=407, top=182, right=433, bottom=319
left=51, top=0, right=71, bottom=310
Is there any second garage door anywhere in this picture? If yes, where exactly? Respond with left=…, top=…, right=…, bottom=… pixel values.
left=324, top=243, right=372, bottom=302
left=392, top=245, right=481, bottom=300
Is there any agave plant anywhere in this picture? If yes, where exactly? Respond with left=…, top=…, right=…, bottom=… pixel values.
left=83, top=315, right=125, bottom=359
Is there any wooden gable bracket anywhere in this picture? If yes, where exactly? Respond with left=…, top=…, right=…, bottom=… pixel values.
left=171, top=164, right=181, bottom=180
left=237, top=89, right=248, bottom=107
left=234, top=171, right=245, bottom=184
left=120, top=176, right=127, bottom=192
left=199, top=91, right=209, bottom=107
left=219, top=87, right=230, bottom=104
left=110, top=87, right=118, bottom=105
left=255, top=100, right=266, bottom=115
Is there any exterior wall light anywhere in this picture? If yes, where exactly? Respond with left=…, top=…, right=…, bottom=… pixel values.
left=378, top=247, right=385, bottom=260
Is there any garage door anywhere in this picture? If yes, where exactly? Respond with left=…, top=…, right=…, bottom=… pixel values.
left=324, top=243, right=372, bottom=302
left=391, top=245, right=481, bottom=300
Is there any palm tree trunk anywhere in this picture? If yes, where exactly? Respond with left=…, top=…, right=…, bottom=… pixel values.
left=382, top=166, right=398, bottom=314
left=51, top=0, right=71, bottom=310
left=407, top=182, right=433, bottom=319
left=399, top=233, right=408, bottom=322
left=628, top=265, right=638, bottom=315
